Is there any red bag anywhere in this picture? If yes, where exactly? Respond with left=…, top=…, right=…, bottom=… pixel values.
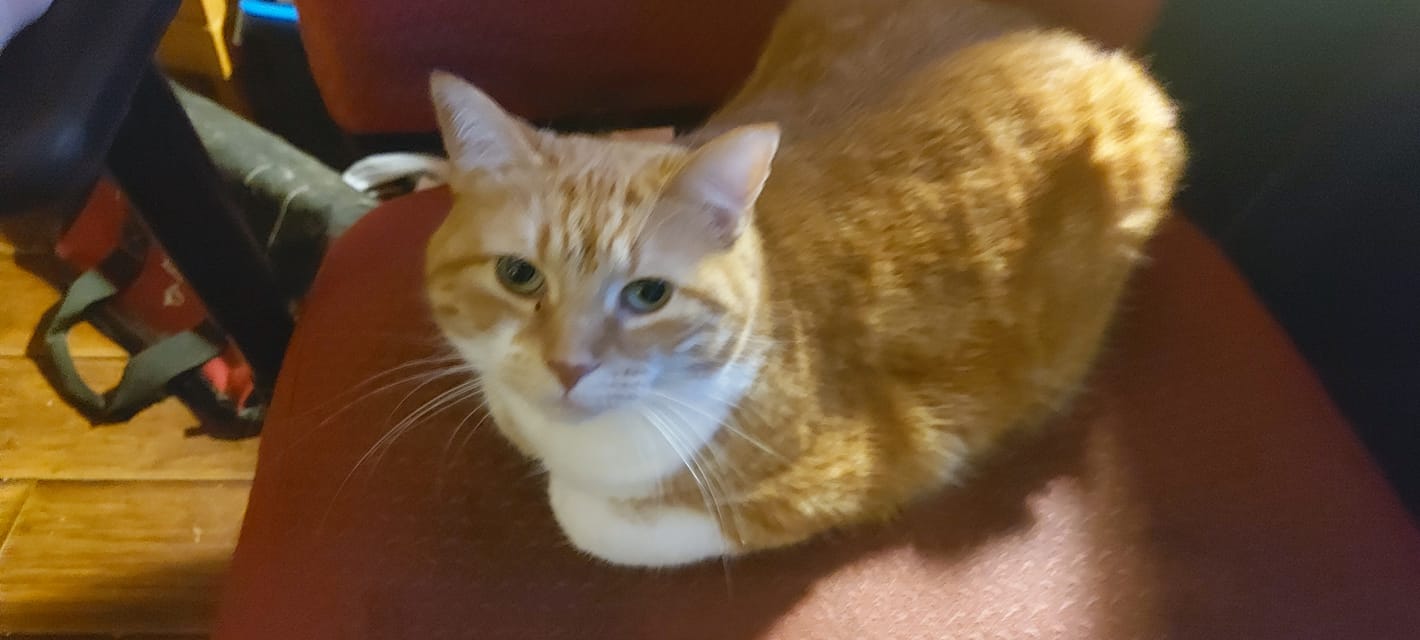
left=36, top=178, right=262, bottom=436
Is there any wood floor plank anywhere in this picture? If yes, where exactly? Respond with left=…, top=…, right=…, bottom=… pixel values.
left=0, top=257, right=125, bottom=359
left=1, top=214, right=258, bottom=637
left=0, top=358, right=259, bottom=481
left=0, top=481, right=35, bottom=546
left=0, top=481, right=251, bottom=635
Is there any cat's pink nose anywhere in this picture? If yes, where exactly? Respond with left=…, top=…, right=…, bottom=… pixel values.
left=547, top=360, right=598, bottom=391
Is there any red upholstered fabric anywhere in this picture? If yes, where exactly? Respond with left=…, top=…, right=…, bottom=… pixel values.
left=214, top=190, right=1420, bottom=639
left=291, top=0, right=790, bottom=134
left=290, top=0, right=1161, bottom=134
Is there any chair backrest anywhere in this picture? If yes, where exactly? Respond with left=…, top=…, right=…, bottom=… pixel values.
left=291, top=0, right=789, bottom=134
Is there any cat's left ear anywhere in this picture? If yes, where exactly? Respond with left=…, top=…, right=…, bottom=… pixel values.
left=662, top=124, right=780, bottom=248
left=429, top=71, right=541, bottom=178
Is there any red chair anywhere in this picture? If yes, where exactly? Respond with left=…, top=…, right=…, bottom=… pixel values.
left=215, top=1, right=1420, bottom=637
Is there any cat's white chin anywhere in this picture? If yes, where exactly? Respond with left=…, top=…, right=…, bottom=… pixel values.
left=536, top=396, right=611, bottom=423
left=483, top=362, right=758, bottom=500
left=482, top=362, right=759, bottom=565
left=548, top=476, right=731, bottom=567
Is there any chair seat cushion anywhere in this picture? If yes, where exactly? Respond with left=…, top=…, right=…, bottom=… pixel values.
left=215, top=189, right=1420, bottom=639
left=294, top=0, right=790, bottom=134
left=291, top=0, right=1160, bottom=134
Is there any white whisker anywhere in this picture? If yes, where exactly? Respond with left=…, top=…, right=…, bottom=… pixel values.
left=317, top=378, right=482, bottom=532
left=654, top=391, right=786, bottom=463
left=277, top=358, right=477, bottom=466
left=295, top=350, right=467, bottom=419
left=435, top=403, right=491, bottom=498
left=642, top=406, right=729, bottom=536
left=648, top=402, right=743, bottom=586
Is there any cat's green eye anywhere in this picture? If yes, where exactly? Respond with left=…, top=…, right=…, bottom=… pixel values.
left=620, top=278, right=673, bottom=313
left=494, top=256, right=545, bottom=296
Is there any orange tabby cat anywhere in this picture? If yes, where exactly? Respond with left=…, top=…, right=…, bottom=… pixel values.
left=425, top=0, right=1184, bottom=567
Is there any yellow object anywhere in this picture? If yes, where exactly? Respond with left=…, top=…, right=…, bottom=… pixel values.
left=157, top=0, right=244, bottom=113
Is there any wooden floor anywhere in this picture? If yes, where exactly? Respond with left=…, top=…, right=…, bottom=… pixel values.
left=0, top=215, right=259, bottom=638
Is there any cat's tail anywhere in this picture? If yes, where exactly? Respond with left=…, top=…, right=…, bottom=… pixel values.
left=1061, top=34, right=1187, bottom=242
left=945, top=29, right=1187, bottom=243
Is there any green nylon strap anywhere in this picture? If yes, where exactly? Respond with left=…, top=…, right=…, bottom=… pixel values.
left=40, top=270, right=222, bottom=423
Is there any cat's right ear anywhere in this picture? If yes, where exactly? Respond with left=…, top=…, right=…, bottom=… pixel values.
left=429, top=71, right=541, bottom=177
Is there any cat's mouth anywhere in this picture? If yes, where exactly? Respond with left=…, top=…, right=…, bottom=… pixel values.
left=545, top=386, right=657, bottom=424
left=505, top=374, right=644, bottom=424
left=539, top=393, right=616, bottom=423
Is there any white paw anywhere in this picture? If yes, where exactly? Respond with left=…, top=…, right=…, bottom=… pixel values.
left=547, top=476, right=731, bottom=567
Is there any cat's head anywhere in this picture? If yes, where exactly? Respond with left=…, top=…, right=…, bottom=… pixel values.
left=424, top=72, right=779, bottom=420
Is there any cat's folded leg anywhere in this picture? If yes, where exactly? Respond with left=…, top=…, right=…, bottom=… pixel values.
left=547, top=475, right=732, bottom=567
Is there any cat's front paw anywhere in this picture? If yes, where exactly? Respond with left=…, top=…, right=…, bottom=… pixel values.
left=547, top=476, right=731, bottom=568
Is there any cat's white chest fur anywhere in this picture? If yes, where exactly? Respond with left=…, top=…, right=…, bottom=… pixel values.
left=485, top=380, right=727, bottom=498
left=547, top=477, right=731, bottom=567
left=483, top=369, right=753, bottom=566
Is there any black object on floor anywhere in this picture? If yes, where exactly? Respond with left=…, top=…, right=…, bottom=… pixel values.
left=233, top=1, right=356, bottom=169
left=107, top=67, right=294, bottom=393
